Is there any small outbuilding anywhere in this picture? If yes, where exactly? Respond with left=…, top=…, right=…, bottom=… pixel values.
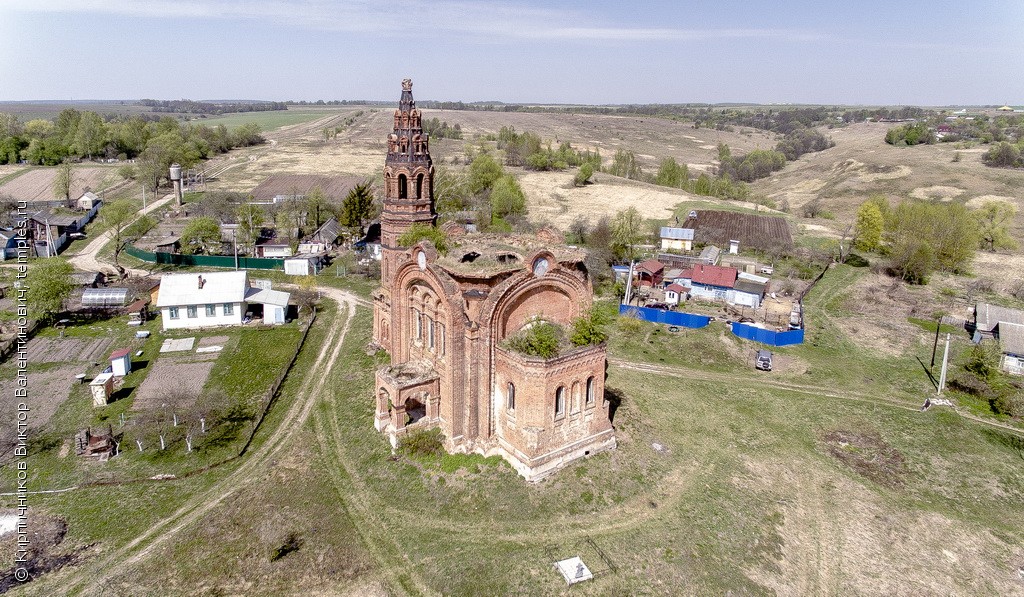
left=109, top=349, right=132, bottom=377
left=660, top=226, right=695, bottom=252
left=90, top=372, right=115, bottom=406
left=77, top=191, right=101, bottom=210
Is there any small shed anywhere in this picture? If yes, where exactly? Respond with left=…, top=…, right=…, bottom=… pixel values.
left=245, top=287, right=291, bottom=324
left=284, top=254, right=325, bottom=276
left=109, top=348, right=132, bottom=377
left=77, top=191, right=101, bottom=210
left=126, top=298, right=149, bottom=325
left=636, top=259, right=665, bottom=287
left=90, top=371, right=115, bottom=406
left=665, top=282, right=688, bottom=306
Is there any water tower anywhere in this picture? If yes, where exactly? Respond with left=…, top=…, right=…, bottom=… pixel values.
left=169, top=163, right=183, bottom=206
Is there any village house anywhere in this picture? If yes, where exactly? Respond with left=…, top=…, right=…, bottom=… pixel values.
left=974, top=302, right=1024, bottom=375
left=660, top=226, right=694, bottom=252
left=372, top=80, right=614, bottom=481
left=298, top=216, right=341, bottom=254
left=155, top=271, right=291, bottom=330
left=675, top=264, right=768, bottom=309
left=254, top=232, right=293, bottom=258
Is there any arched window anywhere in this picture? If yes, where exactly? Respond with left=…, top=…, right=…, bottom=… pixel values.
left=413, top=308, right=422, bottom=341
left=416, top=173, right=424, bottom=199
left=586, top=376, right=595, bottom=406
left=554, top=386, right=565, bottom=419
left=506, top=382, right=515, bottom=411
left=427, top=318, right=435, bottom=350
left=398, top=174, right=408, bottom=199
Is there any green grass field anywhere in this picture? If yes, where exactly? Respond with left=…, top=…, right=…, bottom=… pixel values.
left=186, top=109, right=346, bottom=132
left=4, top=265, right=1023, bottom=594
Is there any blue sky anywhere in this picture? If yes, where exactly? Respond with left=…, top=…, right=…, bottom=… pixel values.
left=1, top=0, right=1022, bottom=104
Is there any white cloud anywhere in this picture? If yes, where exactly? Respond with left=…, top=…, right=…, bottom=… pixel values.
left=5, top=0, right=823, bottom=42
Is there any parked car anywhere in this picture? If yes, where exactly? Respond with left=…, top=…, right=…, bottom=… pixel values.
left=755, top=349, right=773, bottom=371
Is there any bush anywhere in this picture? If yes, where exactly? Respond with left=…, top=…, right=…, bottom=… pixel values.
left=573, top=163, right=594, bottom=187
left=268, top=531, right=302, bottom=562
left=398, top=223, right=451, bottom=255
left=505, top=320, right=563, bottom=359
left=992, top=393, right=1024, bottom=417
left=398, top=428, right=445, bottom=458
left=570, top=307, right=609, bottom=347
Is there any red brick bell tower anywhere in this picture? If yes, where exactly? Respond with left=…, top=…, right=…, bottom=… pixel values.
left=380, top=78, right=435, bottom=287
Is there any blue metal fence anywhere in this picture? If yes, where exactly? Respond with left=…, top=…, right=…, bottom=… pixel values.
left=731, top=322, right=805, bottom=346
left=618, top=305, right=711, bottom=328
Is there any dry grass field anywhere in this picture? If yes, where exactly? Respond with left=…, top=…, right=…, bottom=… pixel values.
left=0, top=166, right=117, bottom=202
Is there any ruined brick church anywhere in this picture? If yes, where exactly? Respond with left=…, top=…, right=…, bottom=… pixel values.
left=372, top=79, right=615, bottom=480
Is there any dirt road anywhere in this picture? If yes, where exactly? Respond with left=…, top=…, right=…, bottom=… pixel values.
left=66, top=193, right=175, bottom=277
left=63, top=288, right=360, bottom=595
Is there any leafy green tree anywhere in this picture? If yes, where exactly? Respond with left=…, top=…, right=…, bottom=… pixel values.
left=102, top=199, right=153, bottom=276
left=398, top=222, right=450, bottom=255
left=339, top=182, right=375, bottom=236
left=573, top=162, right=594, bottom=187
left=468, top=153, right=504, bottom=194
left=612, top=206, right=644, bottom=262
left=434, top=167, right=471, bottom=214
left=52, top=161, right=74, bottom=206
left=853, top=200, right=884, bottom=252
left=232, top=122, right=264, bottom=147
left=304, top=186, right=330, bottom=230
left=136, top=132, right=198, bottom=195
left=607, top=149, right=642, bottom=180
left=489, top=175, right=526, bottom=220
left=72, top=111, right=108, bottom=159
left=692, top=173, right=713, bottom=196
left=179, top=217, right=222, bottom=255
left=655, top=157, right=688, bottom=188
left=976, top=200, right=1018, bottom=252
left=26, top=259, right=74, bottom=322
left=236, top=203, right=266, bottom=255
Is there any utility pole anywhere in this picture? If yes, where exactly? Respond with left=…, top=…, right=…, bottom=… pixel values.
left=233, top=230, right=239, bottom=271
left=623, top=260, right=636, bottom=306
left=142, top=185, right=146, bottom=211
left=937, top=333, right=951, bottom=394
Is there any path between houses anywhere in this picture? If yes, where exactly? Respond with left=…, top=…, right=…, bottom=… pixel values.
left=66, top=193, right=175, bottom=277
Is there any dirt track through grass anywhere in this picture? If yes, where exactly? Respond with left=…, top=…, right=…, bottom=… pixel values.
left=59, top=292, right=358, bottom=595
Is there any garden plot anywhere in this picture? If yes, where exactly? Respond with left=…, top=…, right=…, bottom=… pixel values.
left=132, top=357, right=215, bottom=412
left=24, top=337, right=113, bottom=363
left=0, top=166, right=114, bottom=202
left=0, top=365, right=81, bottom=431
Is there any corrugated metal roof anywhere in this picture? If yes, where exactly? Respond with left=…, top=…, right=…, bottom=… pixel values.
left=691, top=264, right=737, bottom=289
left=156, top=271, right=248, bottom=307
left=245, top=287, right=290, bottom=307
left=734, top=278, right=767, bottom=295
left=659, top=227, right=694, bottom=241
left=636, top=259, right=664, bottom=274
left=975, top=302, right=1024, bottom=332
left=998, top=322, right=1024, bottom=356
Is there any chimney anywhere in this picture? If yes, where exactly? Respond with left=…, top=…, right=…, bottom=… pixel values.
left=198, top=275, right=205, bottom=290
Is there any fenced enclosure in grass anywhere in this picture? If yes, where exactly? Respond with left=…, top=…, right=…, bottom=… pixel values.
left=618, top=304, right=711, bottom=328
left=126, top=244, right=283, bottom=270
left=731, top=321, right=805, bottom=346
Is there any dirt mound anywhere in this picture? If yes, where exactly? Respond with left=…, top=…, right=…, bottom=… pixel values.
left=821, top=428, right=906, bottom=487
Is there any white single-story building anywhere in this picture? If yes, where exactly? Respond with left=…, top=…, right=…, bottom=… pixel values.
left=665, top=283, right=687, bottom=306
left=155, top=271, right=290, bottom=330
left=77, top=191, right=102, bottom=210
